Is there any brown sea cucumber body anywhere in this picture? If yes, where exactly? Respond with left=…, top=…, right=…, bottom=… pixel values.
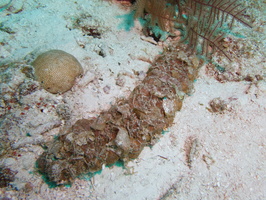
left=37, top=46, right=200, bottom=185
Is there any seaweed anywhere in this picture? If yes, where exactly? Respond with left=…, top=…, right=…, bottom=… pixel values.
left=132, top=0, right=252, bottom=60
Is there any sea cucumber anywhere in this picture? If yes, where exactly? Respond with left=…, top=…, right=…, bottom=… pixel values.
left=37, top=45, right=200, bottom=185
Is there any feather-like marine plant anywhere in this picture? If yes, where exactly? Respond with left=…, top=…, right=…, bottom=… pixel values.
left=133, top=0, right=252, bottom=60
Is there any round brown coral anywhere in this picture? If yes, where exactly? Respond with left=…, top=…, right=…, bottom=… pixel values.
left=32, top=50, right=83, bottom=94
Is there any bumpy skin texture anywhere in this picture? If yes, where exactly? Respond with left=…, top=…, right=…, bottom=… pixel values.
left=37, top=46, right=199, bottom=185
left=33, top=50, right=83, bottom=94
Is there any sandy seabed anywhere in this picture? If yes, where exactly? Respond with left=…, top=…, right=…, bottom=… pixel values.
left=0, top=0, right=265, bottom=199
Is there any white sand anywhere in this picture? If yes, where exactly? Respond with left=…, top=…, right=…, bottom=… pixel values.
left=0, top=0, right=265, bottom=199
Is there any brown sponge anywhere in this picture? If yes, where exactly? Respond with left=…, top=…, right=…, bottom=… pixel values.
left=32, top=50, right=83, bottom=94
